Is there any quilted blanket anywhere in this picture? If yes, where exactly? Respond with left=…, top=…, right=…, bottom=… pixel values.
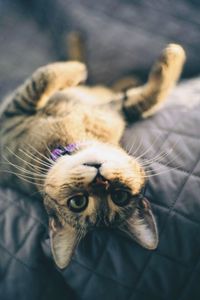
left=0, top=77, right=200, bottom=300
left=1, top=0, right=200, bottom=299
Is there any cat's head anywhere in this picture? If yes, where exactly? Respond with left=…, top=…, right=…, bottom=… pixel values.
left=44, top=141, right=158, bottom=268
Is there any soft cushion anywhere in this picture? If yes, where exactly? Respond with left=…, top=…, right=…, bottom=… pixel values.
left=0, top=77, right=200, bottom=300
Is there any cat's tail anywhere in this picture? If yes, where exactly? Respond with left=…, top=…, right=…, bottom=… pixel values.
left=118, top=44, right=186, bottom=120
left=0, top=61, right=87, bottom=118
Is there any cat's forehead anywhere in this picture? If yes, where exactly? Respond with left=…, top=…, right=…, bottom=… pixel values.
left=48, top=142, right=132, bottom=174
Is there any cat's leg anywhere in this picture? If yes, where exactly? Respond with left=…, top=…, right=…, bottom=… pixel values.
left=67, top=31, right=86, bottom=63
left=112, top=76, right=140, bottom=92
left=118, top=44, right=186, bottom=120
left=1, top=61, right=87, bottom=117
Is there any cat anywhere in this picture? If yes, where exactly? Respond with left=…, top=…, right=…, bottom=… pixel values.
left=0, top=43, right=185, bottom=268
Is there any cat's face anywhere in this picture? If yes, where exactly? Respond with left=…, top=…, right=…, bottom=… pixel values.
left=44, top=141, right=158, bottom=268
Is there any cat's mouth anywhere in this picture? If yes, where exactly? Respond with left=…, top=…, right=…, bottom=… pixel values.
left=89, top=165, right=110, bottom=191
left=92, top=175, right=109, bottom=190
left=81, top=161, right=114, bottom=192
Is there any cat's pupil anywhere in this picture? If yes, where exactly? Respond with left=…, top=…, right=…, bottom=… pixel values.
left=110, top=189, right=131, bottom=206
left=68, top=194, right=88, bottom=212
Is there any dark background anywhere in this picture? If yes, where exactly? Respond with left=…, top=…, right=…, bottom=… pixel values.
left=0, top=0, right=200, bottom=100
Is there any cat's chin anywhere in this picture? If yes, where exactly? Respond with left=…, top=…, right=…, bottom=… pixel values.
left=44, top=141, right=145, bottom=198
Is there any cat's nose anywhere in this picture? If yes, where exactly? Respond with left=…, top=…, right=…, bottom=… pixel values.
left=83, top=163, right=102, bottom=169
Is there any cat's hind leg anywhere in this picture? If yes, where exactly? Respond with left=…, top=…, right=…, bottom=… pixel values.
left=1, top=61, right=87, bottom=117
left=67, top=31, right=86, bottom=63
left=120, top=44, right=186, bottom=120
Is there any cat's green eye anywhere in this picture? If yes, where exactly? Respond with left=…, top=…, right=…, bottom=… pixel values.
left=110, top=189, right=132, bottom=206
left=67, top=194, right=88, bottom=213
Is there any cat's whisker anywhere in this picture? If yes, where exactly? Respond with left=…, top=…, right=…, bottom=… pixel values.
left=141, top=165, right=181, bottom=179
left=27, top=144, right=54, bottom=164
left=128, top=136, right=143, bottom=156
left=15, top=175, right=45, bottom=186
left=124, top=140, right=132, bottom=153
left=1, top=161, right=47, bottom=175
left=124, top=161, right=180, bottom=181
left=7, top=163, right=47, bottom=178
left=144, top=157, right=178, bottom=173
left=34, top=131, right=54, bottom=157
left=19, top=149, right=49, bottom=168
left=6, top=147, right=49, bottom=173
left=145, top=163, right=180, bottom=176
left=140, top=149, right=174, bottom=167
left=3, top=155, right=47, bottom=179
left=19, top=152, right=50, bottom=171
left=126, top=137, right=138, bottom=155
left=45, top=143, right=53, bottom=156
left=140, top=151, right=168, bottom=167
left=134, top=133, right=163, bottom=160
left=139, top=138, right=180, bottom=167
left=144, top=149, right=180, bottom=174
left=20, top=148, right=53, bottom=169
left=1, top=169, right=45, bottom=185
left=30, top=131, right=53, bottom=156
left=78, top=227, right=84, bottom=242
left=74, top=226, right=85, bottom=249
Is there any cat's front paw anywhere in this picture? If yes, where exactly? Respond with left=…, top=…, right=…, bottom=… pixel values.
left=154, top=43, right=186, bottom=82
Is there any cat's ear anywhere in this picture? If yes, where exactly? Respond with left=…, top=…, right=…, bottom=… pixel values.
left=49, top=218, right=82, bottom=269
left=121, top=198, right=158, bottom=249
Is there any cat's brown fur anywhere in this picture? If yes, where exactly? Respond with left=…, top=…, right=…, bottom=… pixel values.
left=0, top=44, right=185, bottom=268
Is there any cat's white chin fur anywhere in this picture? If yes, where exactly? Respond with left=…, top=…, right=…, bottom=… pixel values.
left=45, top=141, right=144, bottom=198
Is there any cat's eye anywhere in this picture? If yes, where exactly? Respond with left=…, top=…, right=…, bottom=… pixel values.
left=67, top=194, right=88, bottom=212
left=110, top=189, right=132, bottom=206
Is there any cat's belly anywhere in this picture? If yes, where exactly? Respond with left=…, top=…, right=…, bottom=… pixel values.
left=62, top=85, right=116, bottom=106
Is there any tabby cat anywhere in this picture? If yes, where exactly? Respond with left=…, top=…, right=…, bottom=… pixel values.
left=0, top=44, right=185, bottom=268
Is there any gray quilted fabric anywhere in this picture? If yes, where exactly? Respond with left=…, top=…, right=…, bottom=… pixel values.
left=0, top=78, right=200, bottom=300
